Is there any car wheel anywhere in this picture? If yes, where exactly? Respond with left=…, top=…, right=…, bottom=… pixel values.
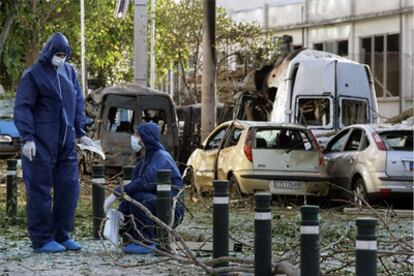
left=229, top=175, right=243, bottom=201
left=353, top=178, right=367, bottom=207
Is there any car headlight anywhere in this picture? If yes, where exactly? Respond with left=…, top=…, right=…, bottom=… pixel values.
left=0, top=134, right=13, bottom=144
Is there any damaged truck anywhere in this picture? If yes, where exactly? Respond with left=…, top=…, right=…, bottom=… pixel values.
left=80, top=83, right=178, bottom=174
left=233, top=49, right=379, bottom=144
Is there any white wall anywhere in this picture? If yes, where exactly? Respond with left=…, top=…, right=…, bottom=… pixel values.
left=307, top=0, right=352, bottom=22
left=230, top=7, right=265, bottom=26
left=401, top=12, right=413, bottom=104
left=268, top=3, right=303, bottom=27
left=308, top=23, right=352, bottom=42
left=355, top=0, right=401, bottom=15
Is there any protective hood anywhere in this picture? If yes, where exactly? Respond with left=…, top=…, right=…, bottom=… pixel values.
left=136, top=122, right=166, bottom=152
left=39, top=32, right=71, bottom=63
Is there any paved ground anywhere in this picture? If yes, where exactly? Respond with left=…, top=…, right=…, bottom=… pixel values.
left=0, top=237, right=203, bottom=275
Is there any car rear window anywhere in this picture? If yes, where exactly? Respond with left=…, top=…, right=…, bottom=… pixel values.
left=379, top=131, right=413, bottom=151
left=255, top=128, right=314, bottom=151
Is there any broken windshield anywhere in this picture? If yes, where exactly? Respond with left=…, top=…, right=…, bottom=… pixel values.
left=297, top=97, right=331, bottom=127
left=341, top=98, right=368, bottom=126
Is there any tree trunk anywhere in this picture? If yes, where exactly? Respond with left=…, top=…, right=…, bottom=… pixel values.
left=201, top=0, right=216, bottom=141
left=384, top=108, right=413, bottom=124
left=0, top=2, right=18, bottom=58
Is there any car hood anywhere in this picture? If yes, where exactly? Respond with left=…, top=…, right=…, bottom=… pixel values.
left=0, top=119, right=20, bottom=138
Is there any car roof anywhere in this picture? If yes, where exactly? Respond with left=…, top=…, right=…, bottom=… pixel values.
left=348, top=123, right=414, bottom=132
left=220, top=120, right=308, bottom=130
left=101, top=83, right=172, bottom=99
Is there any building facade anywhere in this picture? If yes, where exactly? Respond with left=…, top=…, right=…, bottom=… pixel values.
left=218, top=0, right=413, bottom=120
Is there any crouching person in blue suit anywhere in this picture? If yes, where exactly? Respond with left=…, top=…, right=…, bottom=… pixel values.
left=104, top=122, right=185, bottom=254
left=14, top=32, right=95, bottom=253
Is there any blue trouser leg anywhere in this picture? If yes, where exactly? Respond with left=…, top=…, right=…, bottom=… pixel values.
left=22, top=159, right=55, bottom=249
left=119, top=193, right=157, bottom=242
left=52, top=158, right=80, bottom=243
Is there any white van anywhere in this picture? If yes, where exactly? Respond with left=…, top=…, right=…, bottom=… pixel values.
left=267, top=49, right=379, bottom=143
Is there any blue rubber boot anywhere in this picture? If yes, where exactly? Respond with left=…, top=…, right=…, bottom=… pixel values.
left=60, top=239, right=81, bottom=251
left=123, top=243, right=156, bottom=254
left=34, top=241, right=66, bottom=253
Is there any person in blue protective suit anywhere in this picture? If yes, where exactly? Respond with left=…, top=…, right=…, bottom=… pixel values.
left=14, top=32, right=95, bottom=253
left=103, top=122, right=185, bottom=254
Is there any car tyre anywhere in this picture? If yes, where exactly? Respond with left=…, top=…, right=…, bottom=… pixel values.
left=353, top=178, right=367, bottom=207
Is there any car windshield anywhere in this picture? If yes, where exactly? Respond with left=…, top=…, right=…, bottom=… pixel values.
left=379, top=130, right=413, bottom=151
left=0, top=99, right=14, bottom=119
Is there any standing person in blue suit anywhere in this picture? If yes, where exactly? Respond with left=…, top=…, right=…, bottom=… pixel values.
left=14, top=32, right=95, bottom=253
left=104, top=122, right=185, bottom=254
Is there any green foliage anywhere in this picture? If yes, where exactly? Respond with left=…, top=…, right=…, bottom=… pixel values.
left=0, top=0, right=274, bottom=96
left=0, top=0, right=134, bottom=92
left=154, top=0, right=275, bottom=98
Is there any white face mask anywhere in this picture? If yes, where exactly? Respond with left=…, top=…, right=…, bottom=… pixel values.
left=130, top=135, right=143, bottom=152
left=51, top=55, right=66, bottom=67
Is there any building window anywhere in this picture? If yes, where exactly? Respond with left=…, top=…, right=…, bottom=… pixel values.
left=312, top=40, right=348, bottom=57
left=313, top=43, right=323, bottom=51
left=361, top=34, right=400, bottom=97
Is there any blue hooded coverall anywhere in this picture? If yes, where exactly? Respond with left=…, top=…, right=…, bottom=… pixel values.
left=14, top=32, right=86, bottom=249
left=117, top=122, right=184, bottom=243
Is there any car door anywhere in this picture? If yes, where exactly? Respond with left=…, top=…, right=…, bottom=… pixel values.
left=324, top=128, right=352, bottom=186
left=338, top=128, right=365, bottom=189
left=192, top=125, right=229, bottom=188
left=216, top=126, right=244, bottom=180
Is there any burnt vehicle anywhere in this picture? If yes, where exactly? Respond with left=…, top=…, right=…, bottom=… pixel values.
left=233, top=49, right=379, bottom=145
left=82, top=83, right=178, bottom=173
left=0, top=99, right=20, bottom=158
left=176, top=103, right=233, bottom=169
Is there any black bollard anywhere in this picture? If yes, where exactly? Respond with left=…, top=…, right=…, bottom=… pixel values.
left=122, top=166, right=134, bottom=186
left=6, top=159, right=18, bottom=224
left=213, top=180, right=229, bottom=271
left=300, top=205, right=320, bottom=276
left=92, top=165, right=105, bottom=239
left=255, top=192, right=272, bottom=276
left=156, top=169, right=172, bottom=251
left=356, top=217, right=378, bottom=276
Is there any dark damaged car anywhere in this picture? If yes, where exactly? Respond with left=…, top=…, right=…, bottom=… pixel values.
left=83, top=83, right=179, bottom=172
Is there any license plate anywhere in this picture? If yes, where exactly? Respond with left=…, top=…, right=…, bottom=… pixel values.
left=272, top=181, right=302, bottom=190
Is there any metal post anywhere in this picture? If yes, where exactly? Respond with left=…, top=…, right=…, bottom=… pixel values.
left=80, top=0, right=86, bottom=95
left=156, top=169, right=171, bottom=251
left=134, top=0, right=148, bottom=85
left=255, top=192, right=272, bottom=276
left=356, top=217, right=378, bottom=276
left=150, top=0, right=156, bottom=88
left=6, top=159, right=18, bottom=224
left=201, top=0, right=216, bottom=141
left=122, top=166, right=134, bottom=186
left=300, top=205, right=320, bottom=276
left=213, top=180, right=229, bottom=270
left=92, top=165, right=105, bottom=239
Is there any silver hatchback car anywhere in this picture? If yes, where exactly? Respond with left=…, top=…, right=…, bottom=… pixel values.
left=324, top=124, right=413, bottom=205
